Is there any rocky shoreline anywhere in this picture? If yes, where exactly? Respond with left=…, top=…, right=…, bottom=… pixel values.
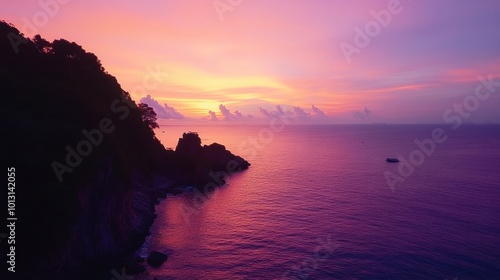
left=1, top=21, right=249, bottom=280
left=101, top=132, right=250, bottom=279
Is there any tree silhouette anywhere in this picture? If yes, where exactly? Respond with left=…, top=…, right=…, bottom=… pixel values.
left=138, top=102, right=159, bottom=129
left=33, top=34, right=51, bottom=53
left=51, top=39, right=103, bottom=71
left=1, top=21, right=248, bottom=279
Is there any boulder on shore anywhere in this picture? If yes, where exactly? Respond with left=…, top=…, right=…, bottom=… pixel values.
left=147, top=251, right=168, bottom=268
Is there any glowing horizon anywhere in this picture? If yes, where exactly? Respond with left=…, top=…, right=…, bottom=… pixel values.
left=3, top=0, right=500, bottom=124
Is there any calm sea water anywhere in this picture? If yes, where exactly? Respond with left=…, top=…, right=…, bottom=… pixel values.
left=139, top=125, right=500, bottom=280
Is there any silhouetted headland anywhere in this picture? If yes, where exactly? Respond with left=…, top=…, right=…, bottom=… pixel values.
left=1, top=20, right=249, bottom=280
left=175, top=132, right=249, bottom=177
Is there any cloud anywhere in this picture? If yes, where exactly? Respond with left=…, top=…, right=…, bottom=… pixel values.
left=259, top=104, right=328, bottom=122
left=312, top=105, right=326, bottom=118
left=219, top=104, right=233, bottom=121
left=293, top=106, right=312, bottom=120
left=208, top=110, right=218, bottom=121
left=364, top=107, right=371, bottom=116
left=259, top=107, right=272, bottom=118
left=234, top=110, right=243, bottom=118
left=276, top=105, right=285, bottom=115
left=139, top=95, right=184, bottom=119
left=217, top=104, right=252, bottom=121
left=353, top=107, right=372, bottom=120
left=258, top=105, right=292, bottom=120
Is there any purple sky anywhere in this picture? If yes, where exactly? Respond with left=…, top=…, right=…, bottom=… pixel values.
left=2, top=0, right=500, bottom=124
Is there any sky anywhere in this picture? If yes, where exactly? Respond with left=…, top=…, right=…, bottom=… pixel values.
left=2, top=0, right=500, bottom=124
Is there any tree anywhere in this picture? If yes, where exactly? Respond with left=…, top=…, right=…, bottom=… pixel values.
left=33, top=35, right=51, bottom=53
left=51, top=39, right=103, bottom=70
left=138, top=103, right=159, bottom=129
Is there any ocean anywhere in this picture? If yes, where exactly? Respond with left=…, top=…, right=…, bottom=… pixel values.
left=139, top=125, right=500, bottom=279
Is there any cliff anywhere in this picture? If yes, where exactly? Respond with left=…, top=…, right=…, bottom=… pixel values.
left=0, top=21, right=248, bottom=279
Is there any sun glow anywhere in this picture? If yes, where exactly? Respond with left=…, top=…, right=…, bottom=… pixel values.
left=161, top=64, right=290, bottom=93
left=5, top=0, right=499, bottom=123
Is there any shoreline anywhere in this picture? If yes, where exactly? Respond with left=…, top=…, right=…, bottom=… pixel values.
left=113, top=167, right=248, bottom=279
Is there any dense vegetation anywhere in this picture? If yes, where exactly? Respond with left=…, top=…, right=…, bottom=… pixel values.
left=1, top=21, right=248, bottom=279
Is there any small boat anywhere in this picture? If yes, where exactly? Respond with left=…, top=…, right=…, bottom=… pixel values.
left=386, top=158, right=400, bottom=163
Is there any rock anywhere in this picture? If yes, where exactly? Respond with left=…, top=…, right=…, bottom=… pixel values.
left=175, top=132, right=202, bottom=155
left=200, top=143, right=250, bottom=171
left=147, top=251, right=168, bottom=268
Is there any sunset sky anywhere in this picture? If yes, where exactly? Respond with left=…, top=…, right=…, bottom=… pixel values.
left=3, top=0, right=500, bottom=124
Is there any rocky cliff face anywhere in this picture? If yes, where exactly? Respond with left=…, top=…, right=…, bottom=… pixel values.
left=1, top=21, right=249, bottom=280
